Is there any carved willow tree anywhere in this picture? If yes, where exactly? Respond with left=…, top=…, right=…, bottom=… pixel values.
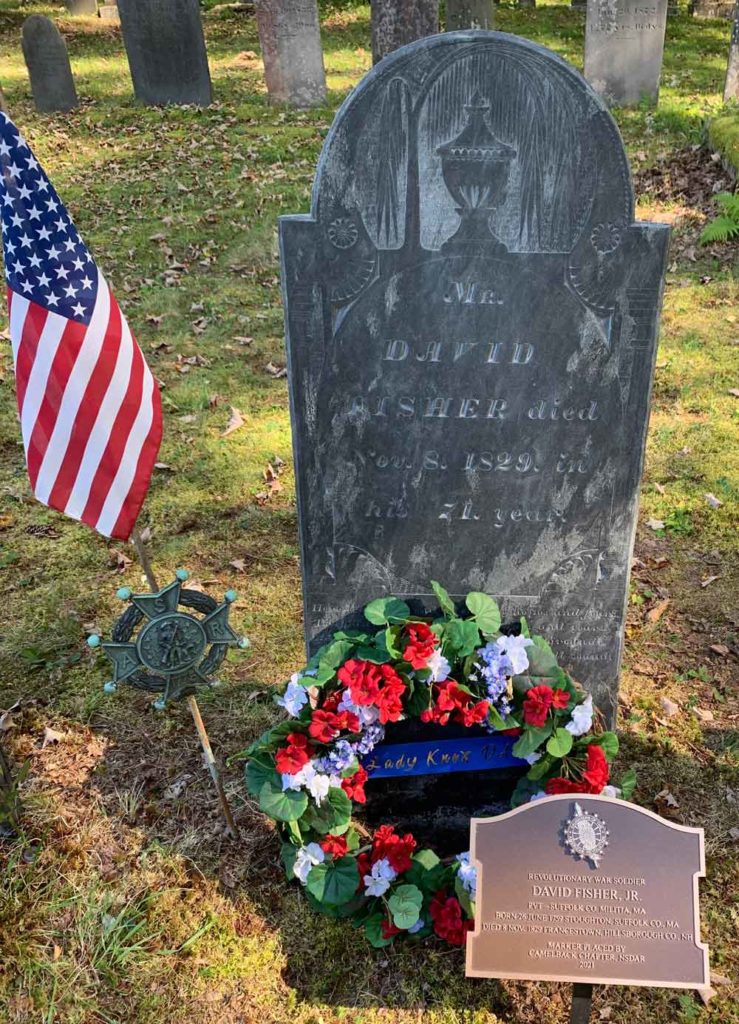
left=371, top=0, right=440, bottom=64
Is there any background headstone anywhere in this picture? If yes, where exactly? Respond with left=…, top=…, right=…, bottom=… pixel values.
left=65, top=0, right=97, bottom=14
left=118, top=0, right=212, bottom=106
left=99, top=1, right=120, bottom=24
left=724, top=0, right=739, bottom=99
left=584, top=0, right=669, bottom=106
left=21, top=16, right=78, bottom=114
left=371, top=0, right=439, bottom=63
left=255, top=0, right=326, bottom=108
left=279, top=31, right=670, bottom=727
left=691, top=0, right=734, bottom=15
left=447, top=0, right=495, bottom=29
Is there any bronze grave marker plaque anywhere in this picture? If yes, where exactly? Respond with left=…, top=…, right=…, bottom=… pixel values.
left=467, top=795, right=709, bottom=988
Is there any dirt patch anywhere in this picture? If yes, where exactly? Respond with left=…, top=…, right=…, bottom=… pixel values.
left=634, top=145, right=736, bottom=215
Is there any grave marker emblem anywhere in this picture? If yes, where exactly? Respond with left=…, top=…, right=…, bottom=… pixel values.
left=279, top=31, right=669, bottom=726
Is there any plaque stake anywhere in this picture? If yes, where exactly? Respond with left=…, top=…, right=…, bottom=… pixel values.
left=570, top=983, right=593, bottom=1024
left=130, top=525, right=239, bottom=838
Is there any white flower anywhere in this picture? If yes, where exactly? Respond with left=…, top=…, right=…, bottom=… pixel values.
left=364, top=857, right=396, bottom=897
left=602, top=785, right=621, bottom=798
left=302, top=764, right=331, bottom=806
left=293, top=842, right=325, bottom=884
left=565, top=694, right=594, bottom=737
left=426, top=649, right=451, bottom=682
left=494, top=634, right=533, bottom=675
left=277, top=673, right=309, bottom=716
left=529, top=790, right=549, bottom=802
left=524, top=751, right=542, bottom=766
left=339, top=690, right=380, bottom=726
left=456, top=852, right=477, bottom=897
left=281, top=768, right=307, bottom=792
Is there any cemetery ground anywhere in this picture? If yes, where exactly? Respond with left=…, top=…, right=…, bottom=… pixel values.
left=0, top=2, right=736, bottom=1023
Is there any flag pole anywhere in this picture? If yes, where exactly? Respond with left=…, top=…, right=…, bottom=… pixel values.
left=130, top=524, right=239, bottom=838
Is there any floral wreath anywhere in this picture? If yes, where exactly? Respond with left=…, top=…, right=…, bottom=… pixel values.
left=243, top=582, right=635, bottom=948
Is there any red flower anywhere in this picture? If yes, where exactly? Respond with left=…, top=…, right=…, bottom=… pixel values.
left=321, top=691, right=342, bottom=713
left=582, top=744, right=609, bottom=793
left=429, top=891, right=473, bottom=946
left=371, top=824, right=416, bottom=874
left=357, top=851, right=371, bottom=889
left=522, top=685, right=554, bottom=728
left=552, top=687, right=570, bottom=710
left=308, top=709, right=341, bottom=744
left=403, top=622, right=436, bottom=669
left=381, top=918, right=403, bottom=939
left=274, top=732, right=313, bottom=774
left=342, top=765, right=368, bottom=803
left=336, top=660, right=406, bottom=723
left=421, top=681, right=489, bottom=728
left=545, top=776, right=588, bottom=795
left=320, top=834, right=348, bottom=858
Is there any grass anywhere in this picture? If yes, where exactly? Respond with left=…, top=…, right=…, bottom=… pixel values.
left=0, top=3, right=737, bottom=1023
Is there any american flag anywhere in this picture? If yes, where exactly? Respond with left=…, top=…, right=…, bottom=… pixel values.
left=0, top=113, right=162, bottom=540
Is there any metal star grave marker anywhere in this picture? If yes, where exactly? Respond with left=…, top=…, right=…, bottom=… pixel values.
left=88, top=569, right=250, bottom=708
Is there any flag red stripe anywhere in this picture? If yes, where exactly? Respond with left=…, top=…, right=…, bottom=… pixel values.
left=46, top=299, right=123, bottom=513
left=79, top=326, right=146, bottom=529
left=25, top=315, right=88, bottom=489
left=109, top=393, right=163, bottom=540
left=14, top=300, right=48, bottom=414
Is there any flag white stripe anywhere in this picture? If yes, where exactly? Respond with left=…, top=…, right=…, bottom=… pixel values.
left=9, top=291, right=30, bottom=364
left=18, top=311, right=68, bottom=453
left=64, top=311, right=135, bottom=521
left=33, top=274, right=111, bottom=505
left=94, top=367, right=155, bottom=537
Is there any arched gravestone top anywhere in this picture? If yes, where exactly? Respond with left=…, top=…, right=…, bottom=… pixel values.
left=279, top=32, right=670, bottom=721
left=21, top=15, right=78, bottom=114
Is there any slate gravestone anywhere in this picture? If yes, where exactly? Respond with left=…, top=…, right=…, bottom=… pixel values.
left=118, top=0, right=212, bottom=106
left=584, top=0, right=669, bottom=106
left=372, top=0, right=439, bottom=63
left=65, top=0, right=97, bottom=14
left=725, top=0, right=739, bottom=100
left=255, top=0, right=326, bottom=108
left=21, top=16, right=78, bottom=114
left=99, top=2, right=120, bottom=23
left=692, top=0, right=734, bottom=15
left=447, top=0, right=495, bottom=29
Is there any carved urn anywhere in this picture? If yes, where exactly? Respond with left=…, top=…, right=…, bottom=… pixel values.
left=437, top=91, right=516, bottom=253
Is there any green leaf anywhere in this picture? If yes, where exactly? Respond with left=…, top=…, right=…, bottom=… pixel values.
left=413, top=848, right=440, bottom=871
left=444, top=618, right=480, bottom=657
left=513, top=641, right=563, bottom=692
left=306, top=855, right=360, bottom=907
left=619, top=767, right=637, bottom=800
left=403, top=677, right=433, bottom=717
left=244, top=758, right=275, bottom=798
left=454, top=874, right=474, bottom=917
left=465, top=592, right=501, bottom=634
left=385, top=625, right=402, bottom=658
left=546, top=728, right=573, bottom=758
left=364, top=913, right=394, bottom=947
left=510, top=776, right=544, bottom=807
left=512, top=723, right=552, bottom=759
left=259, top=777, right=308, bottom=822
left=281, top=842, right=298, bottom=879
left=388, top=884, right=423, bottom=930
left=527, top=752, right=555, bottom=781
left=354, top=644, right=392, bottom=664
left=300, top=787, right=352, bottom=836
left=431, top=580, right=456, bottom=619
left=364, top=597, right=410, bottom=626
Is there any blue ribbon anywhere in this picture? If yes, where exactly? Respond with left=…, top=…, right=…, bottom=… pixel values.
left=362, top=734, right=527, bottom=779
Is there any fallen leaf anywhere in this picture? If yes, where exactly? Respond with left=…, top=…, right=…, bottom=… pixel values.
left=154, top=462, right=175, bottom=473
left=209, top=393, right=223, bottom=408
left=109, top=548, right=132, bottom=572
left=0, top=514, right=13, bottom=530
left=704, top=493, right=723, bottom=509
left=647, top=599, right=670, bottom=624
left=698, top=987, right=717, bottom=1006
left=710, top=643, right=730, bottom=656
left=700, top=575, right=720, bottom=588
left=42, top=725, right=63, bottom=748
left=163, top=774, right=192, bottom=800
left=692, top=707, right=714, bottom=723
left=729, top=388, right=739, bottom=398
left=654, top=787, right=679, bottom=812
left=654, top=482, right=665, bottom=495
left=233, top=335, right=253, bottom=345
left=229, top=559, right=246, bottom=573
left=711, top=972, right=731, bottom=987
left=221, top=407, right=245, bottom=437
left=179, top=414, right=197, bottom=424
left=265, top=361, right=287, bottom=379
left=659, top=696, right=680, bottom=718
left=646, top=518, right=665, bottom=531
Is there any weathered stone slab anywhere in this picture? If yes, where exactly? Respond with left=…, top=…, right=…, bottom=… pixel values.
left=371, top=0, right=439, bottom=63
left=467, top=795, right=709, bottom=988
left=99, top=4, right=120, bottom=23
left=584, top=0, right=669, bottom=106
left=255, top=0, right=326, bottom=108
left=65, top=0, right=97, bottom=14
left=279, top=31, right=669, bottom=724
left=21, top=15, right=78, bottom=114
left=447, top=0, right=495, bottom=29
left=692, top=0, right=734, bottom=15
left=725, top=0, right=739, bottom=100
left=118, top=0, right=212, bottom=106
